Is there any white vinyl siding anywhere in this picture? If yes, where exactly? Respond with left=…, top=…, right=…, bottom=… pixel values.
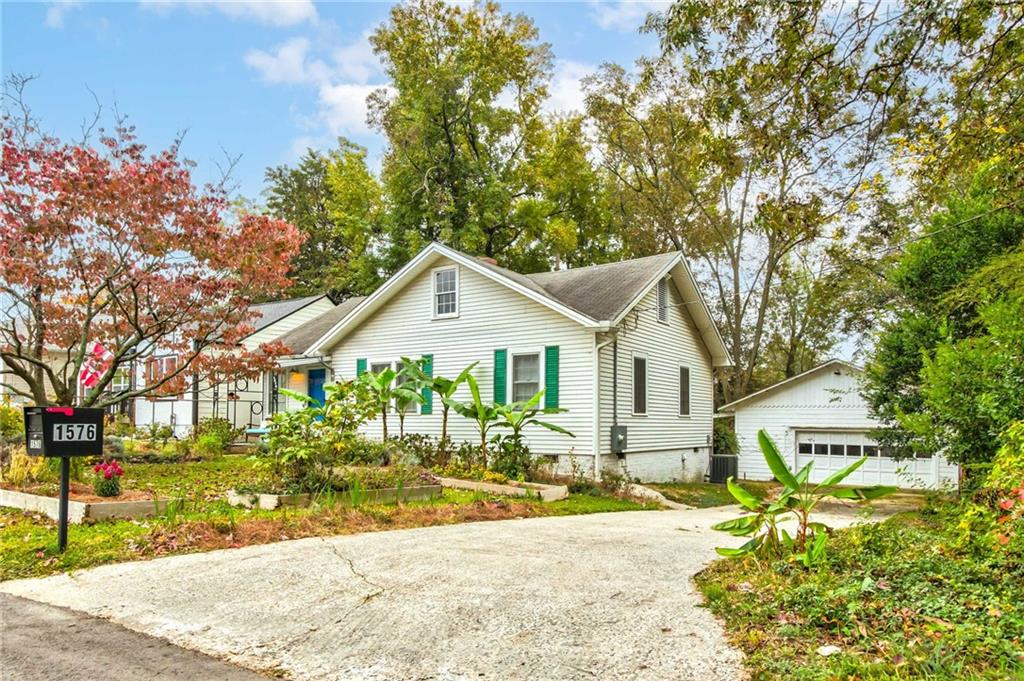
left=597, top=278, right=714, bottom=457
left=327, top=257, right=593, bottom=456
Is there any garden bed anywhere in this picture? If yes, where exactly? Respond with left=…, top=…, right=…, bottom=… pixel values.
left=0, top=487, right=171, bottom=524
left=225, top=484, right=443, bottom=510
left=437, top=476, right=568, bottom=502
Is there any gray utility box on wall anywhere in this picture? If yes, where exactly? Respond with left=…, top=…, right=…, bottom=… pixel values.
left=610, top=425, right=627, bottom=455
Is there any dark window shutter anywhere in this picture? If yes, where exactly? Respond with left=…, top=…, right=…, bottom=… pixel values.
left=544, top=345, right=559, bottom=410
left=421, top=354, right=433, bottom=415
left=356, top=358, right=367, bottom=377
left=493, top=349, right=507, bottom=404
left=679, top=366, right=690, bottom=416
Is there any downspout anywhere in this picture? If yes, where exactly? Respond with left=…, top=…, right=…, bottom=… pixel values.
left=594, top=332, right=617, bottom=482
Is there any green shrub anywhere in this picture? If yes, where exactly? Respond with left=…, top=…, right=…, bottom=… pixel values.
left=713, top=418, right=738, bottom=456
left=144, top=422, right=174, bottom=443
left=103, top=436, right=124, bottom=456
left=988, top=421, right=1024, bottom=490
left=193, top=417, right=241, bottom=453
left=107, top=414, right=136, bottom=438
left=193, top=433, right=225, bottom=459
left=0, top=404, right=24, bottom=437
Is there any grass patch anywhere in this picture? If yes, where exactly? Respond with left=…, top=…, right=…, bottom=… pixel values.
left=0, top=458, right=654, bottom=582
left=696, top=511, right=1024, bottom=680
left=649, top=480, right=778, bottom=508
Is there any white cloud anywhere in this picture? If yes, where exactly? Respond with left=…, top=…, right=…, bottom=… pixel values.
left=244, top=31, right=386, bottom=138
left=244, top=37, right=329, bottom=85
left=140, top=0, right=317, bottom=27
left=317, top=82, right=384, bottom=136
left=545, top=60, right=595, bottom=115
left=588, top=0, right=669, bottom=33
left=331, top=31, right=380, bottom=84
left=44, top=1, right=81, bottom=28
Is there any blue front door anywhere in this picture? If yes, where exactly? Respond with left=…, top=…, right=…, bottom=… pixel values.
left=307, top=369, right=326, bottom=408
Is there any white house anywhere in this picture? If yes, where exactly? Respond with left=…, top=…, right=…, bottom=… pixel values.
left=134, top=294, right=337, bottom=437
left=717, top=359, right=960, bottom=489
left=274, top=242, right=732, bottom=482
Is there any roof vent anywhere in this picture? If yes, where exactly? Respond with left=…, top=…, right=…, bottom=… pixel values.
left=478, top=256, right=498, bottom=265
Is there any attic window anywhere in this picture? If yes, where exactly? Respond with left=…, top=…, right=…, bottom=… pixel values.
left=657, top=279, right=668, bottom=323
left=433, top=266, right=458, bottom=318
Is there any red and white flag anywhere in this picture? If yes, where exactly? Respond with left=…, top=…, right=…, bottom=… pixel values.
left=79, top=341, right=114, bottom=389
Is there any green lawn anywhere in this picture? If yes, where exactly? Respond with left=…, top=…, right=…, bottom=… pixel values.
left=0, top=457, right=654, bottom=582
left=696, top=511, right=1024, bottom=680
left=649, top=479, right=778, bottom=508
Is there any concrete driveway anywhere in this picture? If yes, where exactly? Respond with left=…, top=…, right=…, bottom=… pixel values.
left=0, top=507, right=871, bottom=681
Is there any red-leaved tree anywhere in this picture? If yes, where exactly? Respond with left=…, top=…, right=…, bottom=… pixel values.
left=0, top=81, right=305, bottom=407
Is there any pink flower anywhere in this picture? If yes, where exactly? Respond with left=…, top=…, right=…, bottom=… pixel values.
left=103, top=470, right=112, bottom=480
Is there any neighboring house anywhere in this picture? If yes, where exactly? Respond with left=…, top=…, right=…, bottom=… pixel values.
left=134, top=294, right=337, bottom=437
left=276, top=242, right=731, bottom=482
left=717, top=359, right=960, bottom=489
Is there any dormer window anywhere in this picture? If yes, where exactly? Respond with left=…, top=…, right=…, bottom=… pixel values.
left=433, top=266, right=459, bottom=318
left=657, top=278, right=668, bottom=323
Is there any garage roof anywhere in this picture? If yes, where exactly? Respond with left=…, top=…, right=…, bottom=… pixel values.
left=717, top=359, right=863, bottom=413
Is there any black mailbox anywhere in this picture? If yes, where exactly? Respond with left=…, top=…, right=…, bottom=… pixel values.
left=23, top=407, right=105, bottom=457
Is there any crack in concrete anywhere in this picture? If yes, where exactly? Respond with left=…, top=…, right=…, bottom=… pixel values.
left=319, top=537, right=386, bottom=605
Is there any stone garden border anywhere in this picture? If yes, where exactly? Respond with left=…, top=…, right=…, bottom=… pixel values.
left=225, top=484, right=443, bottom=510
left=0, top=488, right=172, bottom=524
left=437, top=477, right=569, bottom=502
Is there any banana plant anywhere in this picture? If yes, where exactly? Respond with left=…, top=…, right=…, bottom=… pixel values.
left=401, top=358, right=478, bottom=451
left=394, top=359, right=427, bottom=438
left=358, top=366, right=421, bottom=440
left=495, top=389, right=574, bottom=442
left=713, top=429, right=897, bottom=566
left=442, top=374, right=500, bottom=466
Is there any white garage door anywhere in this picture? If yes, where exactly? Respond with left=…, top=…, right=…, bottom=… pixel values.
left=795, top=430, right=938, bottom=488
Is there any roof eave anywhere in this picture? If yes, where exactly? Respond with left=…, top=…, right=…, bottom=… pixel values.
left=308, top=243, right=606, bottom=354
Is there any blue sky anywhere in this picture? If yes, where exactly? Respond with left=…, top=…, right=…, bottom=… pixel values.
left=3, top=1, right=666, bottom=201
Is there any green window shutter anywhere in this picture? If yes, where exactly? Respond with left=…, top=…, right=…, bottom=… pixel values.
left=544, top=345, right=560, bottom=410
left=356, top=358, right=367, bottom=377
left=420, top=354, right=433, bottom=415
left=493, top=349, right=507, bottom=405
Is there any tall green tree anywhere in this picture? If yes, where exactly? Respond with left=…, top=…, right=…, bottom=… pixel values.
left=864, top=162, right=1024, bottom=463
left=368, top=0, right=621, bottom=273
left=263, top=139, right=384, bottom=298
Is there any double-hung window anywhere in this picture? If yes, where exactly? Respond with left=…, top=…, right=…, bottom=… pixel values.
left=511, top=353, right=540, bottom=403
left=433, top=267, right=458, bottom=318
left=632, top=354, right=647, bottom=415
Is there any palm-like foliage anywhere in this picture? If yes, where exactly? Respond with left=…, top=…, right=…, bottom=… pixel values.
left=358, top=366, right=422, bottom=440
left=442, top=374, right=501, bottom=465
left=401, top=358, right=478, bottom=451
left=394, top=359, right=427, bottom=438
left=713, top=429, right=896, bottom=567
left=494, top=389, right=573, bottom=441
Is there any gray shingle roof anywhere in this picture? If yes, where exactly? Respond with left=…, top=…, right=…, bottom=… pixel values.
left=474, top=252, right=681, bottom=321
left=276, top=297, right=366, bottom=355
left=248, top=294, right=327, bottom=334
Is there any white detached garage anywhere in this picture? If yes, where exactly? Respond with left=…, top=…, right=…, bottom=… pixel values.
left=717, top=359, right=959, bottom=490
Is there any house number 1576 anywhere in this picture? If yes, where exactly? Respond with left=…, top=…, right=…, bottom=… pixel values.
left=53, top=423, right=97, bottom=442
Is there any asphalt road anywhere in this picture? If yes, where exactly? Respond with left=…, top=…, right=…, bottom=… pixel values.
left=0, top=593, right=266, bottom=681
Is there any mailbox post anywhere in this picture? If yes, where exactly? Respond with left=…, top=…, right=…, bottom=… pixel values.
left=23, top=407, right=105, bottom=552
